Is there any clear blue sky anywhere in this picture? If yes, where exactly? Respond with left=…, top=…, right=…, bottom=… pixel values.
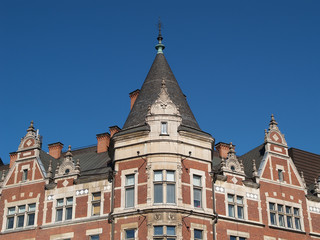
left=1, top=1, right=319, bottom=164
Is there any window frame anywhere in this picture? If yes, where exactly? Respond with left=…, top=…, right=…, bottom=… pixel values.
left=55, top=197, right=73, bottom=222
left=125, top=174, right=135, bottom=208
left=227, top=194, right=244, bottom=219
left=153, top=225, right=176, bottom=239
left=160, top=122, right=168, bottom=135
left=92, top=192, right=101, bottom=216
left=153, top=170, right=176, bottom=205
left=22, top=169, right=28, bottom=182
left=268, top=202, right=302, bottom=230
left=6, top=203, right=36, bottom=230
left=125, top=228, right=136, bottom=240
left=193, top=175, right=202, bottom=208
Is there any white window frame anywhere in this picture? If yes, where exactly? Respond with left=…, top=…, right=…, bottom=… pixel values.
left=190, top=169, right=206, bottom=209
left=160, top=122, right=168, bottom=135
left=153, top=170, right=176, bottom=205
left=6, top=203, right=36, bottom=230
left=121, top=169, right=138, bottom=209
left=55, top=197, right=73, bottom=222
left=91, top=192, right=101, bottom=216
left=227, top=194, right=244, bottom=219
left=125, top=174, right=135, bottom=208
left=153, top=225, right=176, bottom=239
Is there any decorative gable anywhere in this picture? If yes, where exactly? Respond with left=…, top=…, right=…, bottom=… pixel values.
left=221, top=143, right=245, bottom=176
left=54, top=145, right=80, bottom=178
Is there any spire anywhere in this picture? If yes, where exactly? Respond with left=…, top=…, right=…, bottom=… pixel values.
left=155, top=18, right=165, bottom=54
left=47, top=160, right=53, bottom=179
left=27, top=120, right=36, bottom=133
left=252, top=159, right=258, bottom=178
left=227, top=142, right=236, bottom=158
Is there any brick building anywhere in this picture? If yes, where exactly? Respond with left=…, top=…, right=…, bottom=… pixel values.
left=0, top=32, right=319, bottom=240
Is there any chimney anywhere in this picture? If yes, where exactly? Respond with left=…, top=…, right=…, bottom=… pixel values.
left=129, top=89, right=140, bottom=110
left=96, top=133, right=110, bottom=153
left=9, top=152, right=18, bottom=168
left=215, top=142, right=230, bottom=159
left=48, top=142, right=64, bottom=159
left=109, top=126, right=121, bottom=138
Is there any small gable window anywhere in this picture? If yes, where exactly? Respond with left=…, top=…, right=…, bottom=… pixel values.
left=22, top=169, right=28, bottom=182
left=278, top=169, right=284, bottom=182
left=160, top=122, right=168, bottom=135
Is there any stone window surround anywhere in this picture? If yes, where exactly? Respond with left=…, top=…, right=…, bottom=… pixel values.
left=49, top=232, right=74, bottom=240
left=153, top=169, right=176, bottom=205
left=266, top=196, right=304, bottom=231
left=226, top=229, right=250, bottom=239
left=2, top=195, right=40, bottom=232
left=121, top=222, right=138, bottom=240
left=86, top=228, right=103, bottom=236
left=121, top=168, right=138, bottom=209
left=224, top=190, right=247, bottom=221
left=191, top=223, right=207, bottom=240
left=189, top=169, right=206, bottom=209
left=227, top=194, right=244, bottom=219
left=53, top=196, right=74, bottom=222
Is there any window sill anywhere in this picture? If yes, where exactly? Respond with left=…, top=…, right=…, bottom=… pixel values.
left=269, top=225, right=305, bottom=234
left=1, top=226, right=36, bottom=234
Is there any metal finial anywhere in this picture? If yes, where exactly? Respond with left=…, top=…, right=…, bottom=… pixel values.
left=155, top=18, right=165, bottom=54
left=27, top=120, right=35, bottom=132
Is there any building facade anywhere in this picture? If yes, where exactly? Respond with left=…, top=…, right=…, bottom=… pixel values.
left=0, top=33, right=320, bottom=240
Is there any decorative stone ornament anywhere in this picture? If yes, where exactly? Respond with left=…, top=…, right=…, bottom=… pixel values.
left=148, top=80, right=180, bottom=117
left=17, top=121, right=42, bottom=151
left=55, top=145, right=80, bottom=178
left=223, top=143, right=245, bottom=176
left=264, top=114, right=288, bottom=147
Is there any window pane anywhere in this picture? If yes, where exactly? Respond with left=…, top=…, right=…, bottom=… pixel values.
left=278, top=169, right=283, bottom=181
left=228, top=194, right=234, bottom=203
left=269, top=203, right=275, bottom=211
left=23, top=169, right=28, bottom=181
left=166, top=171, right=175, bottom=181
left=194, top=189, right=201, bottom=207
left=194, top=229, right=202, bottom=239
left=167, top=226, right=175, bottom=235
left=193, top=175, right=201, bottom=187
left=295, top=217, right=301, bottom=230
left=236, top=196, right=243, bottom=204
left=8, top=207, right=15, bottom=215
left=18, top=205, right=26, bottom=213
left=239, top=238, right=246, bottom=240
left=28, top=213, right=35, bottom=226
left=57, top=199, right=64, bottom=207
left=167, top=184, right=175, bottom=203
left=286, top=206, right=292, bottom=214
left=66, top=207, right=72, bottom=220
left=17, top=215, right=24, bottom=227
left=125, top=229, right=135, bottom=239
left=294, top=208, right=299, bottom=216
left=66, top=197, right=73, bottom=205
left=161, top=122, right=168, bottom=134
left=92, top=203, right=101, bottom=215
left=237, top=206, right=244, bottom=219
left=126, top=188, right=134, bottom=207
left=230, top=236, right=237, bottom=240
left=287, top=216, right=293, bottom=228
left=278, top=204, right=283, bottom=212
left=126, top=175, right=135, bottom=186
left=228, top=204, right=235, bottom=217
left=154, top=171, right=163, bottom=181
left=28, top=204, right=36, bottom=212
left=7, top=217, right=14, bottom=229
left=90, top=235, right=100, bottom=240
left=92, top=192, right=101, bottom=201
left=279, top=214, right=285, bottom=227
left=270, top=212, right=276, bottom=225
left=154, top=226, right=163, bottom=235
left=154, top=184, right=163, bottom=203
left=56, top=209, right=63, bottom=221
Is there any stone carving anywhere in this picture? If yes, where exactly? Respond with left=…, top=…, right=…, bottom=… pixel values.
left=18, top=121, right=42, bottom=151
left=154, top=213, right=162, bottom=221
left=168, top=213, right=176, bottom=220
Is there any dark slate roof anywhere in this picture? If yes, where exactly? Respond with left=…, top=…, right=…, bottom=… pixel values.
left=289, top=148, right=320, bottom=186
left=123, top=53, right=200, bottom=131
left=39, top=146, right=111, bottom=180
left=240, top=143, right=266, bottom=178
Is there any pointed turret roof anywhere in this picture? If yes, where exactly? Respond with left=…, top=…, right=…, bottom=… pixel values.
left=123, top=35, right=200, bottom=131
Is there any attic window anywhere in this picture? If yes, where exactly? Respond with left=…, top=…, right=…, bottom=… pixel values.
left=22, top=169, right=28, bottom=182
left=278, top=169, right=284, bottom=182
left=230, top=166, right=235, bottom=172
left=65, top=169, right=70, bottom=175
left=160, top=122, right=168, bottom=135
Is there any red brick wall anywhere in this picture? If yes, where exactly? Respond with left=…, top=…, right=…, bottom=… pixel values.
left=75, top=196, right=88, bottom=218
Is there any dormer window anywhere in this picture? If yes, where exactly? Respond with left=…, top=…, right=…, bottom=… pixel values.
left=22, top=169, right=28, bottom=182
left=160, top=122, right=168, bottom=135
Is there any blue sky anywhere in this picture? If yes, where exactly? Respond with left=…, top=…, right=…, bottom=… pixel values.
left=1, top=1, right=319, bottom=164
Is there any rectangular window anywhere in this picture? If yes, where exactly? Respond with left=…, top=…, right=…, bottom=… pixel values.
left=22, top=169, right=28, bottom=182
left=154, top=225, right=176, bottom=239
left=228, top=194, right=244, bottom=219
left=161, top=122, right=168, bottom=135
left=6, top=204, right=36, bottom=230
left=92, top=192, right=101, bottom=215
left=154, top=170, right=176, bottom=204
left=230, top=237, right=246, bottom=240
left=125, top=229, right=135, bottom=239
left=125, top=174, right=135, bottom=208
left=193, top=175, right=202, bottom=208
left=56, top=197, right=73, bottom=222
left=269, top=202, right=301, bottom=230
left=194, top=229, right=203, bottom=239
left=90, top=235, right=100, bottom=240
left=278, top=169, right=284, bottom=182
